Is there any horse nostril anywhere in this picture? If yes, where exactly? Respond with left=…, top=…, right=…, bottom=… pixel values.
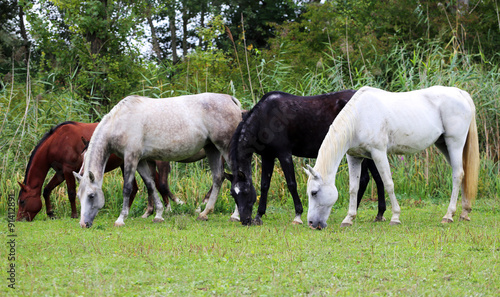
left=85, top=222, right=92, bottom=228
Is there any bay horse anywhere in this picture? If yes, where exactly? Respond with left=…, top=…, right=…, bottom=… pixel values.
left=225, top=90, right=386, bottom=226
left=16, top=121, right=185, bottom=221
left=305, top=86, right=479, bottom=229
left=74, top=93, right=242, bottom=228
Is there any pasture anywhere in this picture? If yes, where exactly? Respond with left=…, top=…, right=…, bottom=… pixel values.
left=1, top=198, right=499, bottom=296
left=1, top=157, right=499, bottom=296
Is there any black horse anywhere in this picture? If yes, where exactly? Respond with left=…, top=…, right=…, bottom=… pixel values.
left=225, top=90, right=386, bottom=226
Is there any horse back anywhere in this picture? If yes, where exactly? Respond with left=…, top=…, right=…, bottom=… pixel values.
left=101, top=93, right=242, bottom=161
left=249, top=90, right=356, bottom=157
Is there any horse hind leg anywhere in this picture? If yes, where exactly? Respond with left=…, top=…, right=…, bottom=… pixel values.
left=197, top=145, right=224, bottom=221
left=278, top=154, right=303, bottom=225
left=439, top=141, right=466, bottom=223
left=362, top=159, right=386, bottom=222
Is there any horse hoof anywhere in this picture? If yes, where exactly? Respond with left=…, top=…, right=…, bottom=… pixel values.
left=229, top=216, right=240, bottom=222
left=153, top=218, right=165, bottom=223
left=291, top=220, right=302, bottom=225
left=70, top=214, right=78, bottom=219
left=389, top=220, right=401, bottom=225
left=374, top=216, right=386, bottom=222
left=459, top=215, right=471, bottom=221
left=252, top=218, right=263, bottom=225
left=114, top=222, right=125, bottom=227
left=441, top=218, right=454, bottom=224
left=340, top=222, right=352, bottom=227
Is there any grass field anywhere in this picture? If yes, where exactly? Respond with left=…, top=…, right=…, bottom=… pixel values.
left=1, top=194, right=499, bottom=296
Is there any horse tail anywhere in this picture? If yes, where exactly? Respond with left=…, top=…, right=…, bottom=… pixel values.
left=462, top=97, right=480, bottom=205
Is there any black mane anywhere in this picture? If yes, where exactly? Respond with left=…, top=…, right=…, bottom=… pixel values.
left=228, top=92, right=290, bottom=170
left=23, top=121, right=78, bottom=184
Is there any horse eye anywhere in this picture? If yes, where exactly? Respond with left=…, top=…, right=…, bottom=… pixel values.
left=88, top=193, right=96, bottom=200
left=311, top=190, right=318, bottom=197
left=19, top=200, right=26, bottom=206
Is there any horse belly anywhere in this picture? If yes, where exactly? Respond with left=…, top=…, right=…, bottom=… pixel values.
left=386, top=125, right=443, bottom=154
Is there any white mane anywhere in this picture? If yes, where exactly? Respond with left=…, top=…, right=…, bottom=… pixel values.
left=313, top=87, right=369, bottom=177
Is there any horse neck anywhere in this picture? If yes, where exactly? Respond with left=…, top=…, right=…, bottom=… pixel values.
left=314, top=108, right=356, bottom=183
left=83, top=133, right=110, bottom=183
left=23, top=141, right=53, bottom=190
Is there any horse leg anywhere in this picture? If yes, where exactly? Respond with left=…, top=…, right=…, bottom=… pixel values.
left=364, top=159, right=386, bottom=222
left=154, top=161, right=182, bottom=211
left=117, top=164, right=144, bottom=217
left=197, top=145, right=224, bottom=221
left=137, top=160, right=164, bottom=224
left=203, top=157, right=223, bottom=204
left=63, top=168, right=79, bottom=219
left=253, top=155, right=275, bottom=225
left=370, top=151, right=401, bottom=225
left=42, top=173, right=65, bottom=219
left=278, top=154, right=303, bottom=225
left=114, top=158, right=139, bottom=227
left=439, top=142, right=466, bottom=223
left=341, top=155, right=363, bottom=227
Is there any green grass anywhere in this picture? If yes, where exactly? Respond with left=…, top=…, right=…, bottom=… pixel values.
left=1, top=197, right=499, bottom=296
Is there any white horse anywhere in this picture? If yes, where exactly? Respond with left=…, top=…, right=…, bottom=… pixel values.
left=73, top=93, right=242, bottom=228
left=305, top=86, right=479, bottom=229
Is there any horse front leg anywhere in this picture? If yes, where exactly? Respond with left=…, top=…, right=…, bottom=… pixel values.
left=370, top=151, right=401, bottom=225
left=197, top=146, right=223, bottom=221
left=43, top=172, right=65, bottom=219
left=341, top=155, right=363, bottom=227
left=63, top=168, right=79, bottom=219
left=253, top=155, right=275, bottom=225
left=137, top=160, right=164, bottom=223
left=114, top=159, right=139, bottom=227
left=278, top=154, right=303, bottom=225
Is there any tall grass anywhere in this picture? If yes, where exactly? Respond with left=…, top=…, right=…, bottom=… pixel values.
left=1, top=42, right=499, bottom=221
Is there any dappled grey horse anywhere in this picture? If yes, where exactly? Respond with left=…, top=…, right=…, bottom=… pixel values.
left=74, top=93, right=242, bottom=227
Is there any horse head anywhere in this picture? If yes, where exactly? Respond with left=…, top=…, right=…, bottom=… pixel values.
left=74, top=170, right=104, bottom=228
left=225, top=170, right=256, bottom=226
left=304, top=165, right=337, bottom=230
left=17, top=182, right=43, bottom=221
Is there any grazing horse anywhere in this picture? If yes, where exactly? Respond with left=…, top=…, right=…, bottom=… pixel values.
left=74, top=93, right=242, bottom=228
left=226, top=90, right=386, bottom=226
left=16, top=122, right=184, bottom=221
left=305, top=86, right=479, bottom=229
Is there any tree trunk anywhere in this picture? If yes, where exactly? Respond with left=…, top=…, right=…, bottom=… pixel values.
left=199, top=2, right=205, bottom=48
left=182, top=6, right=188, bottom=57
left=146, top=6, right=162, bottom=61
left=169, top=12, right=178, bottom=64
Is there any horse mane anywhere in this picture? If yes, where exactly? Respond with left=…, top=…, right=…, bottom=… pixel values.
left=314, top=87, right=369, bottom=177
left=23, top=121, right=78, bottom=184
left=229, top=92, right=288, bottom=170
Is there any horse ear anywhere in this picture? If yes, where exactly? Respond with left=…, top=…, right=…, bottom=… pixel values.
left=304, top=165, right=322, bottom=181
left=73, top=171, right=82, bottom=183
left=88, top=171, right=95, bottom=183
left=224, top=172, right=234, bottom=181
left=18, top=182, right=28, bottom=191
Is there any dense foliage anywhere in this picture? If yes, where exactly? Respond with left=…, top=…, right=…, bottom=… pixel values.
left=1, top=0, right=499, bottom=216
